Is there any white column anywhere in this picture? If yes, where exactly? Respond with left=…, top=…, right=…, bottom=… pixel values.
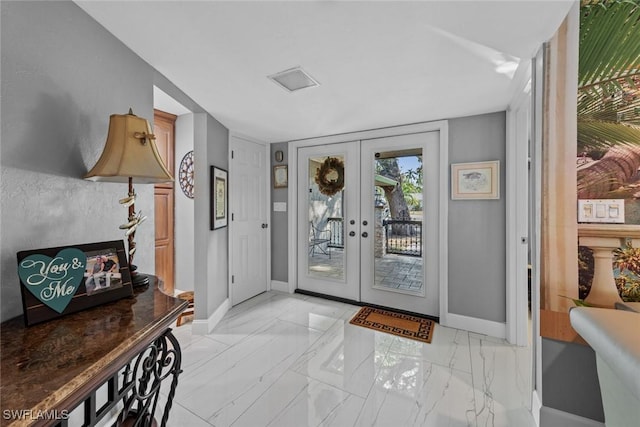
left=578, top=224, right=640, bottom=308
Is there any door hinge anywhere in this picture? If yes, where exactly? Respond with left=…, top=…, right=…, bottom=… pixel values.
left=232, top=213, right=234, bottom=221
left=232, top=275, right=235, bottom=284
left=231, top=150, right=234, bottom=159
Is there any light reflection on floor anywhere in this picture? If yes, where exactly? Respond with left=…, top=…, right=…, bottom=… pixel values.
left=166, top=292, right=535, bottom=427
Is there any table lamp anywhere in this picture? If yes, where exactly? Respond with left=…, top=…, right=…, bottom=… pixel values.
left=85, top=108, right=173, bottom=287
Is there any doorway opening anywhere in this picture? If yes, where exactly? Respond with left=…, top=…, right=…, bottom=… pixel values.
left=152, top=86, right=192, bottom=296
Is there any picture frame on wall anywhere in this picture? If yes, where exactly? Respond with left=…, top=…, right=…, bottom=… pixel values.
left=211, top=166, right=228, bottom=230
left=451, top=160, right=500, bottom=200
left=17, top=240, right=133, bottom=326
left=273, top=165, right=288, bottom=188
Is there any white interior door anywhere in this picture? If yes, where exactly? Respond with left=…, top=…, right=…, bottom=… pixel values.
left=230, top=135, right=268, bottom=305
left=297, top=142, right=360, bottom=301
left=296, top=132, right=441, bottom=317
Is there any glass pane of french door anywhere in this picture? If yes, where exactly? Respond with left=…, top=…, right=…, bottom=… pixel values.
left=372, top=149, right=424, bottom=294
left=307, top=154, right=345, bottom=281
left=297, top=142, right=360, bottom=301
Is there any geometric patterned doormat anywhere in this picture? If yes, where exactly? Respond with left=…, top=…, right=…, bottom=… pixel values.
left=349, top=306, right=435, bottom=344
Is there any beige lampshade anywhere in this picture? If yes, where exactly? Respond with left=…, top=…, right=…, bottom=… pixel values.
left=85, top=111, right=173, bottom=183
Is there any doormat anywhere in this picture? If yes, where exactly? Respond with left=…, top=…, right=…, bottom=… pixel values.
left=349, top=306, right=435, bottom=344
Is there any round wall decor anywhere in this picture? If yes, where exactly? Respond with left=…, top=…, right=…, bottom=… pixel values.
left=179, top=150, right=195, bottom=199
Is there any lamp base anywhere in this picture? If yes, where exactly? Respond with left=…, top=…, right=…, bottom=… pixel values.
left=130, top=264, right=150, bottom=288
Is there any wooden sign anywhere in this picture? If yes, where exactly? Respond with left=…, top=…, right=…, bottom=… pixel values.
left=17, top=240, right=133, bottom=326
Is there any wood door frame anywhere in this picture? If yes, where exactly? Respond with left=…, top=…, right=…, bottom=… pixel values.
left=287, top=120, right=449, bottom=323
left=153, top=109, right=176, bottom=294
left=228, top=132, right=271, bottom=306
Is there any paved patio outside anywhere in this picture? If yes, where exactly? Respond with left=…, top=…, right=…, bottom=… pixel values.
left=308, top=248, right=423, bottom=292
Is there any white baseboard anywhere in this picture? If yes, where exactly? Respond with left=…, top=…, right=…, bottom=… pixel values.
left=192, top=298, right=230, bottom=335
left=444, top=313, right=506, bottom=339
left=540, top=406, right=604, bottom=427
left=533, top=390, right=542, bottom=427
left=270, top=280, right=290, bottom=293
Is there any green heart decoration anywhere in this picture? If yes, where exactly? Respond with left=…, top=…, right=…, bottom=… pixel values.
left=18, top=248, right=87, bottom=313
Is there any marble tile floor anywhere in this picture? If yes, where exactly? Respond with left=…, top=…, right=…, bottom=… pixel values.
left=164, top=292, right=534, bottom=427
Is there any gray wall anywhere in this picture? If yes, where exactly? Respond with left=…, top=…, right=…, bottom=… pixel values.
left=1, top=1, right=229, bottom=324
left=1, top=1, right=155, bottom=321
left=270, top=142, right=289, bottom=283
left=205, top=115, right=229, bottom=315
left=542, top=338, right=604, bottom=423
left=193, top=114, right=229, bottom=320
left=448, top=112, right=507, bottom=322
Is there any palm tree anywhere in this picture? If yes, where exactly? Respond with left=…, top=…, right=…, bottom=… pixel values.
left=577, top=0, right=640, bottom=198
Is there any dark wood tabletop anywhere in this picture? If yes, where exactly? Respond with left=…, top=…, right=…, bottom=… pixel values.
left=0, top=276, right=187, bottom=426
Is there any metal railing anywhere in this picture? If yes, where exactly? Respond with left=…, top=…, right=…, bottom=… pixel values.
left=327, top=217, right=344, bottom=248
left=322, top=217, right=422, bottom=257
left=384, top=219, right=422, bottom=257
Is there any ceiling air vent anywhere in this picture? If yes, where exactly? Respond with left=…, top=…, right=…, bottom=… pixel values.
left=268, top=67, right=319, bottom=92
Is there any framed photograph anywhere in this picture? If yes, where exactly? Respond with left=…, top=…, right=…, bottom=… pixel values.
left=451, top=160, right=500, bottom=200
left=17, top=240, right=133, bottom=326
left=211, top=166, right=228, bottom=230
left=273, top=165, right=288, bottom=188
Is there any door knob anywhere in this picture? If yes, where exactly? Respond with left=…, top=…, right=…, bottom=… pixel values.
left=349, top=231, right=356, bottom=237
left=349, top=219, right=355, bottom=225
left=362, top=220, right=368, bottom=226
left=261, top=223, right=268, bottom=229
left=362, top=232, right=368, bottom=238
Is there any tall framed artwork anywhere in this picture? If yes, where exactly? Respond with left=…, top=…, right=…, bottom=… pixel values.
left=211, top=166, right=228, bottom=230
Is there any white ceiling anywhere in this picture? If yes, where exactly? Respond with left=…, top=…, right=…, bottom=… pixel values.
left=76, top=1, right=574, bottom=143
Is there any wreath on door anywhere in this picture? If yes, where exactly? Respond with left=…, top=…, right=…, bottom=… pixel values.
left=315, top=157, right=345, bottom=196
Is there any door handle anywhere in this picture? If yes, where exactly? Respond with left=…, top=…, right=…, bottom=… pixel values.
left=349, top=231, right=356, bottom=237
left=362, top=232, right=368, bottom=238
left=261, top=223, right=268, bottom=229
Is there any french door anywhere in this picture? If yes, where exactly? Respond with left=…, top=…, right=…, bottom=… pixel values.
left=297, top=131, right=442, bottom=317
left=297, top=142, right=360, bottom=301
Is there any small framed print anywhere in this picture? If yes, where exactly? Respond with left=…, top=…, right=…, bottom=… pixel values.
left=273, top=165, right=288, bottom=188
left=211, top=166, right=228, bottom=230
left=17, top=240, right=133, bottom=326
left=451, top=161, right=500, bottom=200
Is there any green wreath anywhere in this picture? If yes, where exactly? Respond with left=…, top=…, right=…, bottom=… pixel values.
left=315, top=157, right=345, bottom=196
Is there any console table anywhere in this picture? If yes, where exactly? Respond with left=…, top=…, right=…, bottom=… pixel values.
left=1, top=275, right=187, bottom=426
